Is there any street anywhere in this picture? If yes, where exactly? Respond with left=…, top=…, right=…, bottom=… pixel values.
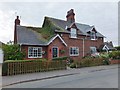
left=3, top=66, right=118, bottom=88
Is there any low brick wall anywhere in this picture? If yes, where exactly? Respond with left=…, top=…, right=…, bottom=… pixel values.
left=110, top=59, right=120, bottom=64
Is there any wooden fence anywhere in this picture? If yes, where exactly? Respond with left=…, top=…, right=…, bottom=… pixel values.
left=2, top=60, right=66, bottom=76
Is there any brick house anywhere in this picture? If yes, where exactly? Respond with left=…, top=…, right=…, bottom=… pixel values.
left=99, top=41, right=116, bottom=52
left=14, top=9, right=105, bottom=60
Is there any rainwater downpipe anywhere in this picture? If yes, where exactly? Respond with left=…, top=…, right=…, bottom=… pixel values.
left=82, top=38, right=85, bottom=57
left=20, top=44, right=22, bottom=51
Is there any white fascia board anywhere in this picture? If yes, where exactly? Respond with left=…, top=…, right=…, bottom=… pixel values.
left=47, top=34, right=67, bottom=46
left=102, top=45, right=109, bottom=50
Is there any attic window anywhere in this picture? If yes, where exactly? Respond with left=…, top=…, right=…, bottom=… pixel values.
left=90, top=31, right=96, bottom=40
left=70, top=28, right=77, bottom=38
left=65, top=26, right=68, bottom=30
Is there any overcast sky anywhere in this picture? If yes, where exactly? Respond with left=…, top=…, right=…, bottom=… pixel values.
left=0, top=1, right=118, bottom=46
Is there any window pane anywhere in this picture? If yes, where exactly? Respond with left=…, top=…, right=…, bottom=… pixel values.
left=90, top=47, right=97, bottom=54
left=71, top=28, right=76, bottom=38
left=70, top=47, right=79, bottom=56
left=91, top=31, right=96, bottom=40
left=28, top=47, right=42, bottom=58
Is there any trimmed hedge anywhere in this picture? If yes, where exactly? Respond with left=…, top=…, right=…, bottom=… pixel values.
left=52, top=56, right=68, bottom=61
left=2, top=59, right=66, bottom=76
left=70, top=57, right=105, bottom=68
left=109, top=51, right=120, bottom=59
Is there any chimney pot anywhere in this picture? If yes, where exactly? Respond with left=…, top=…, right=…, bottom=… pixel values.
left=15, top=16, right=20, bottom=25
left=66, top=9, right=75, bottom=23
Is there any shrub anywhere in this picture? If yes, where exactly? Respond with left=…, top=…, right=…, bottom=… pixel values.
left=100, top=53, right=109, bottom=59
left=52, top=56, right=68, bottom=61
left=2, top=44, right=25, bottom=61
left=60, top=50, right=66, bottom=54
left=70, top=57, right=104, bottom=68
left=69, top=63, right=76, bottom=68
left=103, top=59, right=110, bottom=65
left=109, top=51, right=120, bottom=59
left=115, top=46, right=120, bottom=51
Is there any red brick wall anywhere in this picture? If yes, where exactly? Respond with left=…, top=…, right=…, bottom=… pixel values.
left=21, top=34, right=103, bottom=61
left=61, top=33, right=104, bottom=60
left=48, top=37, right=67, bottom=60
left=21, top=45, right=48, bottom=60
left=110, top=59, right=120, bottom=64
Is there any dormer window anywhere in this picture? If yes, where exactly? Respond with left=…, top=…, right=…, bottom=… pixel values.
left=90, top=31, right=96, bottom=40
left=71, top=28, right=77, bottom=38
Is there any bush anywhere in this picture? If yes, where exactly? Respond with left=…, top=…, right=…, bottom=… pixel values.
left=100, top=53, right=109, bottom=59
left=69, top=63, right=76, bottom=68
left=115, top=46, right=120, bottom=51
left=4, top=59, right=47, bottom=63
left=103, top=59, right=110, bottom=65
left=69, top=57, right=104, bottom=68
left=52, top=56, right=68, bottom=61
left=2, top=44, right=25, bottom=60
left=109, top=51, right=120, bottom=59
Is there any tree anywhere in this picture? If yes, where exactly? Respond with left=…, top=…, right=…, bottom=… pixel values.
left=2, top=44, right=25, bottom=60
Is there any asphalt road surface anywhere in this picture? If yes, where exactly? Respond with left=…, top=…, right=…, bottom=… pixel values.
left=3, top=67, right=118, bottom=88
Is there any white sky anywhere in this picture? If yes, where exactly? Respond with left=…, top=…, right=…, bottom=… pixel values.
left=0, top=0, right=119, bottom=46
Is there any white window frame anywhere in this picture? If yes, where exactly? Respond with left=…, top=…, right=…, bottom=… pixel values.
left=69, top=47, right=79, bottom=56
left=28, top=47, right=42, bottom=58
left=90, top=47, right=97, bottom=54
left=90, top=31, right=96, bottom=40
left=70, top=28, right=77, bottom=38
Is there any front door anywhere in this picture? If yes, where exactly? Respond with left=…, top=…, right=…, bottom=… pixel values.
left=52, top=47, right=58, bottom=58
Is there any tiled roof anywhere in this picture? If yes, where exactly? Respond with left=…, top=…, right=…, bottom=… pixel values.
left=16, top=25, right=47, bottom=45
left=48, top=17, right=104, bottom=37
left=16, top=16, right=105, bottom=45
left=104, top=42, right=115, bottom=50
left=99, top=42, right=116, bottom=50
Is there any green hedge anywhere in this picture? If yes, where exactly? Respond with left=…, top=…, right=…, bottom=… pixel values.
left=70, top=57, right=105, bottom=68
left=2, top=59, right=66, bottom=76
left=109, top=51, right=120, bottom=59
left=52, top=56, right=68, bottom=61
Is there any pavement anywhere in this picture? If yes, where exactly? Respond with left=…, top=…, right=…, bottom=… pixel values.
left=1, top=64, right=118, bottom=88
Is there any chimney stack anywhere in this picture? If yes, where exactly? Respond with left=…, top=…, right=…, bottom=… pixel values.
left=66, top=9, right=75, bottom=23
left=14, top=16, right=20, bottom=44
left=15, top=16, right=20, bottom=26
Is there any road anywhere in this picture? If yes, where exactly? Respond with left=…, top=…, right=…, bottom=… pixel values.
left=3, top=67, right=118, bottom=88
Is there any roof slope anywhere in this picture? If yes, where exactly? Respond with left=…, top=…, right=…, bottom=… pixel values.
left=16, top=25, right=47, bottom=45
left=47, top=17, right=104, bottom=37
left=99, top=42, right=116, bottom=50
left=16, top=16, right=104, bottom=45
